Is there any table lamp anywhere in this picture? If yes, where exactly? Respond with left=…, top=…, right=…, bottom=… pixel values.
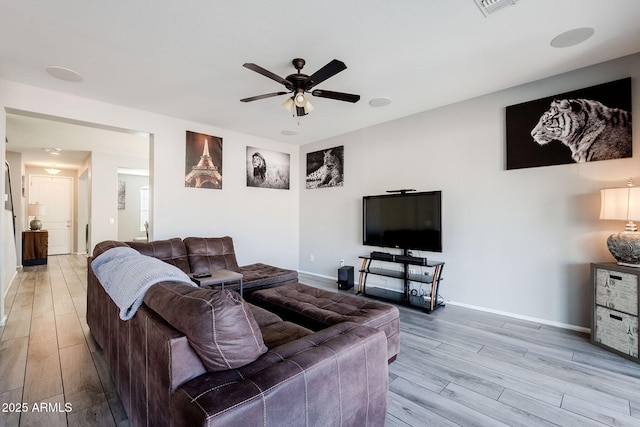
left=600, top=179, right=640, bottom=267
left=28, top=202, right=46, bottom=230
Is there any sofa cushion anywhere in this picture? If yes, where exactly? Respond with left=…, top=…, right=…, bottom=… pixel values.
left=238, top=263, right=298, bottom=289
left=127, top=238, right=191, bottom=274
left=260, top=321, right=313, bottom=349
left=184, top=236, right=240, bottom=273
left=93, top=240, right=130, bottom=258
left=248, top=303, right=283, bottom=328
left=144, top=282, right=267, bottom=372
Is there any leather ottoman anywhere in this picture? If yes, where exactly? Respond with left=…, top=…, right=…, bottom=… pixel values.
left=250, top=283, right=400, bottom=362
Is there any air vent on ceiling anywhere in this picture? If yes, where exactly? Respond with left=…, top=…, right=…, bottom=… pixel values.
left=474, top=0, right=518, bottom=17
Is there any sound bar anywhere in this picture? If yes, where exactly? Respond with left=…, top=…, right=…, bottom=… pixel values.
left=395, top=255, right=428, bottom=265
left=369, top=252, right=428, bottom=265
left=370, top=251, right=395, bottom=261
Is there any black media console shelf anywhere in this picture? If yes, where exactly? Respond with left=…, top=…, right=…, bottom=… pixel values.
left=357, top=252, right=445, bottom=313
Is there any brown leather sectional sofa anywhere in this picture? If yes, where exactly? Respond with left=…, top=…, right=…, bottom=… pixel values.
left=86, top=237, right=390, bottom=427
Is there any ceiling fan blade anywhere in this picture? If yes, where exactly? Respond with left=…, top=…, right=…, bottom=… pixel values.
left=311, top=89, right=360, bottom=103
left=304, top=59, right=347, bottom=90
left=243, top=63, right=292, bottom=89
left=240, top=92, right=289, bottom=102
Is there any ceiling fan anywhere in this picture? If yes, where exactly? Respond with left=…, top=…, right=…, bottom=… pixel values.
left=240, top=58, right=360, bottom=116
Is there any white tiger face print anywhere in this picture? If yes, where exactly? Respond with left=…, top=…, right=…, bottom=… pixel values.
left=530, top=98, right=632, bottom=163
left=530, top=99, right=586, bottom=145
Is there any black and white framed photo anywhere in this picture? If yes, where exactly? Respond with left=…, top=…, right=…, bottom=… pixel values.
left=306, top=145, right=344, bottom=189
left=506, top=78, right=632, bottom=170
left=185, top=131, right=223, bottom=189
left=246, top=147, right=290, bottom=190
left=118, top=180, right=126, bottom=209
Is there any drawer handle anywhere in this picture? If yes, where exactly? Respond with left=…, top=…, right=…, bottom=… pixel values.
left=609, top=275, right=623, bottom=281
left=609, top=313, right=623, bottom=321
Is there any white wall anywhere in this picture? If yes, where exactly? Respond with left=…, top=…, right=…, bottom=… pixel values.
left=117, top=173, right=149, bottom=241
left=299, top=53, right=640, bottom=330
left=0, top=79, right=300, bottom=272
left=0, top=105, right=7, bottom=325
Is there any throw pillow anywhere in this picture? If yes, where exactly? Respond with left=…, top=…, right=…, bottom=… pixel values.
left=144, top=282, right=267, bottom=371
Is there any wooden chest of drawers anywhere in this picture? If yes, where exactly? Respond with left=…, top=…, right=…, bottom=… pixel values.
left=592, top=263, right=640, bottom=361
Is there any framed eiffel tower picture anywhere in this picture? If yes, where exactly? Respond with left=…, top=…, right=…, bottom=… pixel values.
left=185, top=131, right=223, bottom=189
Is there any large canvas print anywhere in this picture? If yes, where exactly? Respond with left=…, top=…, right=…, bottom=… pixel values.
left=506, top=78, right=632, bottom=170
left=185, top=131, right=223, bottom=189
left=306, top=145, right=344, bottom=189
left=246, top=147, right=290, bottom=190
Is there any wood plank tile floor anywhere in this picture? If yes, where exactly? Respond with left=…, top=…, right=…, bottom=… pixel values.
left=2, top=254, right=640, bottom=426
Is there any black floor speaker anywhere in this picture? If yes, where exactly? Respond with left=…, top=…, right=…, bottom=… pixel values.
left=338, top=266, right=354, bottom=290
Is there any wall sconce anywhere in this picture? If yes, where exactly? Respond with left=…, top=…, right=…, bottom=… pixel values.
left=600, top=178, right=640, bottom=267
left=28, top=202, right=46, bottom=230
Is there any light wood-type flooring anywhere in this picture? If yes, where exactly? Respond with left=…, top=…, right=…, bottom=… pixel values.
left=2, top=254, right=640, bottom=426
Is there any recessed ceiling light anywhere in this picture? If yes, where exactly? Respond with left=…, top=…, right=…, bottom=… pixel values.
left=369, top=97, right=392, bottom=108
left=45, top=66, right=83, bottom=82
left=281, top=130, right=298, bottom=136
left=43, top=148, right=62, bottom=155
left=550, top=27, right=595, bottom=48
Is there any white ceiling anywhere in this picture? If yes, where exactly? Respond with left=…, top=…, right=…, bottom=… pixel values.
left=1, top=0, right=640, bottom=156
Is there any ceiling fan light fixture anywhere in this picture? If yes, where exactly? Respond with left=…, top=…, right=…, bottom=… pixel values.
left=45, top=164, right=61, bottom=175
left=282, top=97, right=295, bottom=113
left=304, top=99, right=315, bottom=114
left=294, top=90, right=307, bottom=107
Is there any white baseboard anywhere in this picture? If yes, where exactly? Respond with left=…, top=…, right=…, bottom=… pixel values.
left=298, top=270, right=336, bottom=282
left=446, top=300, right=590, bottom=334
left=298, top=271, right=338, bottom=289
left=298, top=270, right=591, bottom=334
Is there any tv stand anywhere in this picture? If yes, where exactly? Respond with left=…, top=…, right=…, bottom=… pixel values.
left=357, top=250, right=445, bottom=313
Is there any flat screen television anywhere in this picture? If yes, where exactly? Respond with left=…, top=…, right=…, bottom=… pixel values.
left=363, top=191, right=442, bottom=252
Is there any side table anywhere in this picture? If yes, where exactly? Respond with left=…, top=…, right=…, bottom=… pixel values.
left=189, top=269, right=244, bottom=297
left=23, top=230, right=48, bottom=266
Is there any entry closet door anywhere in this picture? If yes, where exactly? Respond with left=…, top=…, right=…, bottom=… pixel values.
left=29, top=175, right=73, bottom=255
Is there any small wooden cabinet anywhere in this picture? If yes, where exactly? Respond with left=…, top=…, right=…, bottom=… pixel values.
left=22, top=230, right=48, bottom=266
left=592, top=263, right=640, bottom=361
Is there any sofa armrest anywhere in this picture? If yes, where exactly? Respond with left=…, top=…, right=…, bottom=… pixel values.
left=171, top=322, right=389, bottom=427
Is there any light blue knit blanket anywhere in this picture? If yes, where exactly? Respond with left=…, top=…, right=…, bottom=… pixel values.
left=91, top=246, right=194, bottom=320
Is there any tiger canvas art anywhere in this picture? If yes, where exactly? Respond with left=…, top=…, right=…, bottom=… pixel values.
left=531, top=98, right=631, bottom=163
left=506, top=78, right=632, bottom=170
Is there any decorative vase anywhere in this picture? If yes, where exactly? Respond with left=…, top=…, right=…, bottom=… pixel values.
left=30, top=218, right=42, bottom=231
left=607, top=232, right=640, bottom=267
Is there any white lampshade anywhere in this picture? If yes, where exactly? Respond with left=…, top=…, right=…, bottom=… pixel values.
left=600, top=187, right=640, bottom=221
left=28, top=203, right=46, bottom=217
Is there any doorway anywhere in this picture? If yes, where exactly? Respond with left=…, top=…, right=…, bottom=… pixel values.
left=29, top=174, right=73, bottom=255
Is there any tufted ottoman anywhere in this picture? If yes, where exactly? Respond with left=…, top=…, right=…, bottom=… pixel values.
left=250, top=283, right=400, bottom=362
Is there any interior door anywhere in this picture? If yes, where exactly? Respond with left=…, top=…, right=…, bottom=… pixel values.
left=29, top=175, right=73, bottom=255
